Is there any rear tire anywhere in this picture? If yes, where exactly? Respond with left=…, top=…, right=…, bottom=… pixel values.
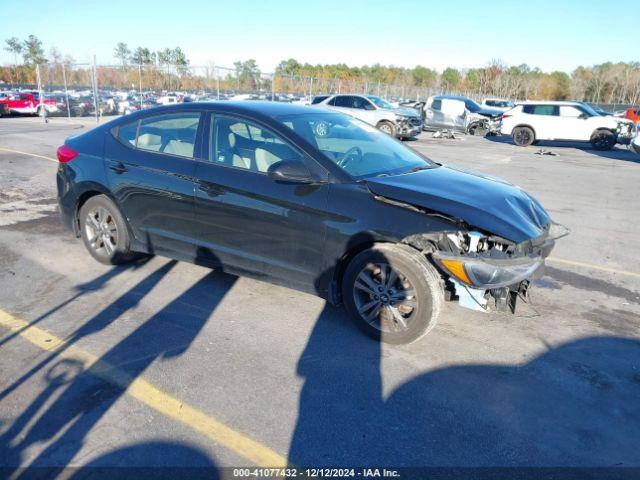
left=590, top=129, right=615, bottom=151
left=342, top=244, right=443, bottom=344
left=79, top=195, right=139, bottom=265
left=512, top=126, right=535, bottom=146
left=377, top=121, right=397, bottom=138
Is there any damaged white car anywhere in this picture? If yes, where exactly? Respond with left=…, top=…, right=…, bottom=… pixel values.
left=501, top=101, right=636, bottom=150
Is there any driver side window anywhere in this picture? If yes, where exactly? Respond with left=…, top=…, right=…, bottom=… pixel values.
left=559, top=106, right=584, bottom=118
left=211, top=116, right=300, bottom=173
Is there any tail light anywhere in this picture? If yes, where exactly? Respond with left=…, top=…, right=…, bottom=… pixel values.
left=501, top=114, right=511, bottom=119
left=57, top=145, right=78, bottom=163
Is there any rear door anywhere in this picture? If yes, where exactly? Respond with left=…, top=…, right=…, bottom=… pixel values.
left=104, top=111, right=204, bottom=257
left=193, top=113, right=329, bottom=290
left=326, top=95, right=356, bottom=117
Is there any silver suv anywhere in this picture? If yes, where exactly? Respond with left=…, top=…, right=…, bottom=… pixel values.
left=314, top=94, right=423, bottom=139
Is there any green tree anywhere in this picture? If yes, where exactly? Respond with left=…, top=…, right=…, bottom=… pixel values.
left=170, top=47, right=189, bottom=74
left=234, top=59, right=260, bottom=89
left=22, top=35, right=46, bottom=66
left=4, top=37, right=23, bottom=66
left=276, top=58, right=301, bottom=75
left=131, top=47, right=153, bottom=65
left=412, top=65, right=437, bottom=87
left=114, top=42, right=131, bottom=68
left=441, top=67, right=461, bottom=90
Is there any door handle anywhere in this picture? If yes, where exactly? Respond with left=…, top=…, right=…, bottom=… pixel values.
left=108, top=161, right=128, bottom=174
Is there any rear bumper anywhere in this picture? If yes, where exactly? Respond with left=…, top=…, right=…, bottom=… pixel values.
left=56, top=167, right=79, bottom=235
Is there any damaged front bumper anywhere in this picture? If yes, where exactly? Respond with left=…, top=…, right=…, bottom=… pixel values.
left=616, top=121, right=636, bottom=144
left=396, top=117, right=423, bottom=137
left=431, top=223, right=568, bottom=313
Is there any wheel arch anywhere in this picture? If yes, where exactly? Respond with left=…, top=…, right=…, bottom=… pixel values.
left=590, top=127, right=616, bottom=138
left=327, top=233, right=439, bottom=305
left=73, top=184, right=123, bottom=235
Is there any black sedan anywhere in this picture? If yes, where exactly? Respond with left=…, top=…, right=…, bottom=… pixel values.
left=56, top=102, right=562, bottom=343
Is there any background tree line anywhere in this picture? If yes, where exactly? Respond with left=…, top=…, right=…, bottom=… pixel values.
left=2, top=36, right=639, bottom=105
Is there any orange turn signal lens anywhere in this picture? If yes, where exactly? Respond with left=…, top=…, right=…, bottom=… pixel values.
left=440, top=259, right=472, bottom=286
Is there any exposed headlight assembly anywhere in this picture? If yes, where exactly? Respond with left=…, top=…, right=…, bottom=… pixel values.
left=433, top=252, right=544, bottom=289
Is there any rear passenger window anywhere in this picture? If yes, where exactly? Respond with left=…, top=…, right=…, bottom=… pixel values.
left=118, top=121, right=138, bottom=146
left=136, top=113, right=201, bottom=158
left=523, top=105, right=558, bottom=116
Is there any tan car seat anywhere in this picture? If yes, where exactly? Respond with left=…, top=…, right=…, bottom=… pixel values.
left=229, top=132, right=251, bottom=169
left=164, top=139, right=194, bottom=157
left=255, top=148, right=281, bottom=172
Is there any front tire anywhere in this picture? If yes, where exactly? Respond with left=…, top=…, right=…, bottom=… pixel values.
left=79, top=195, right=138, bottom=265
left=590, top=129, right=615, bottom=151
left=377, top=121, right=397, bottom=137
left=512, top=126, right=535, bottom=146
left=342, top=244, right=443, bottom=344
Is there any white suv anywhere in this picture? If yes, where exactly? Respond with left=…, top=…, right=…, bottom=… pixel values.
left=500, top=101, right=635, bottom=150
left=315, top=94, right=423, bottom=139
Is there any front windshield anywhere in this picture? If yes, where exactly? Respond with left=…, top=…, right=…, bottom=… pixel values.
left=278, top=112, right=437, bottom=179
left=367, top=95, right=393, bottom=110
left=579, top=103, right=599, bottom=117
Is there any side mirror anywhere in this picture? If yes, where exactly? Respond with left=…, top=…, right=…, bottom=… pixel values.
left=267, top=160, right=315, bottom=184
left=364, top=102, right=376, bottom=111
left=578, top=113, right=588, bottom=119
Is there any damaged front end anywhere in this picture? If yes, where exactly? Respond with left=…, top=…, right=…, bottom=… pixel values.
left=616, top=120, right=636, bottom=144
left=430, top=225, right=568, bottom=313
left=466, top=112, right=502, bottom=136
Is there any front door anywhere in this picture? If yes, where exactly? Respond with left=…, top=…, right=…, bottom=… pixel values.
left=193, top=114, right=329, bottom=291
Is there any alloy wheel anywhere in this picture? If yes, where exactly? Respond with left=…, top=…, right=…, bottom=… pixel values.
left=515, top=128, right=532, bottom=145
left=352, top=262, right=417, bottom=333
left=379, top=124, right=393, bottom=134
left=85, top=206, right=118, bottom=256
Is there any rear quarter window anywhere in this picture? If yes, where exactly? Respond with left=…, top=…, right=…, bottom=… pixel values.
left=117, top=121, right=138, bottom=146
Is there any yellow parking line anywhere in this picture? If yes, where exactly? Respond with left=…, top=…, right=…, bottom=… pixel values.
left=0, top=147, right=57, bottom=163
left=0, top=309, right=288, bottom=467
left=548, top=257, right=640, bottom=279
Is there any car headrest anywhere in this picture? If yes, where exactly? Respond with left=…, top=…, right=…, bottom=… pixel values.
left=228, top=132, right=236, bottom=148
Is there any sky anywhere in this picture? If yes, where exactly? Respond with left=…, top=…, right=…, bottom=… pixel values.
left=0, top=0, right=632, bottom=72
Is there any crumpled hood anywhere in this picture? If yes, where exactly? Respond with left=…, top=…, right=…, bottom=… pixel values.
left=385, top=107, right=421, bottom=118
left=366, top=165, right=550, bottom=243
left=475, top=107, right=503, bottom=118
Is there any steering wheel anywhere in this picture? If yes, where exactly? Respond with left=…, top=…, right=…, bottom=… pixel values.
left=337, top=146, right=363, bottom=168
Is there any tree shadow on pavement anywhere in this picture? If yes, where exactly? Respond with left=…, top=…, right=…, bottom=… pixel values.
left=291, top=275, right=640, bottom=471
left=0, top=256, right=236, bottom=478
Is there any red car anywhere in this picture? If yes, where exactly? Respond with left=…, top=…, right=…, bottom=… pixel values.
left=3, top=91, right=60, bottom=116
left=624, top=107, right=640, bottom=124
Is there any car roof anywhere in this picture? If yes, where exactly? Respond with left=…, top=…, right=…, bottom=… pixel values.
left=516, top=100, right=582, bottom=106
left=434, top=95, right=473, bottom=101
left=129, top=101, right=321, bottom=118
